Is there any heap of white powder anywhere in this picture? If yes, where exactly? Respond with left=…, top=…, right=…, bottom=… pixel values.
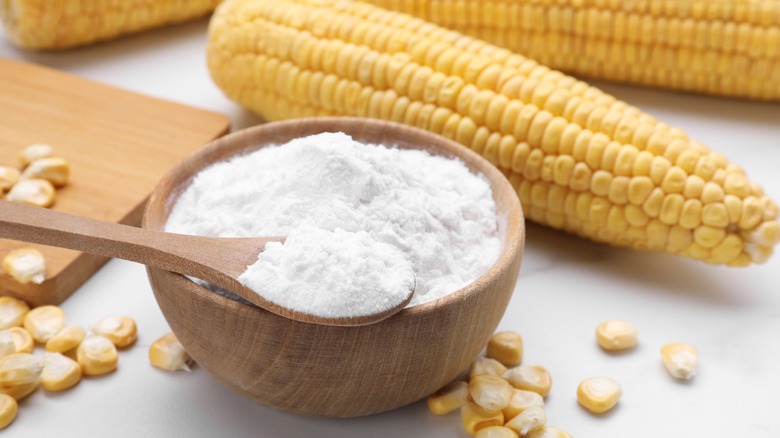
left=165, top=132, right=500, bottom=318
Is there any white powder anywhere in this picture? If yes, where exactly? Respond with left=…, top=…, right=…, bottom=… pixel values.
left=165, top=132, right=500, bottom=316
left=238, top=226, right=415, bottom=318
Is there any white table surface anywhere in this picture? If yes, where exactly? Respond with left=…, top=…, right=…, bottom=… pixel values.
left=2, top=18, right=779, bottom=438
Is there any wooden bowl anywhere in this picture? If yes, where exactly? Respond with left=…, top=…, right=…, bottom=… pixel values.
left=142, top=117, right=525, bottom=417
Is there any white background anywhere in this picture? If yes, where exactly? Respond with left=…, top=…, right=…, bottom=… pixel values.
left=1, top=17, right=779, bottom=438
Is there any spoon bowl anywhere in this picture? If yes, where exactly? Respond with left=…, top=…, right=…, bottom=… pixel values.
left=144, top=117, right=525, bottom=417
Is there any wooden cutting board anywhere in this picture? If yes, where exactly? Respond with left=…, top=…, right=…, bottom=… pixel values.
left=0, top=58, right=230, bottom=306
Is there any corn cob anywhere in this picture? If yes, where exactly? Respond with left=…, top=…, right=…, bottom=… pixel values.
left=362, top=0, right=780, bottom=101
left=0, top=0, right=223, bottom=50
left=207, top=0, right=780, bottom=266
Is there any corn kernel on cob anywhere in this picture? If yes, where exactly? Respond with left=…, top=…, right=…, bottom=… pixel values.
left=207, top=0, right=780, bottom=266
left=0, top=0, right=223, bottom=50
left=363, top=0, right=780, bottom=101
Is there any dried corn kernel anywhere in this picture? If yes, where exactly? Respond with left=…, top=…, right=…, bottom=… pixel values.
left=461, top=402, right=504, bottom=435
left=577, top=377, right=622, bottom=414
left=7, top=328, right=33, bottom=354
left=475, top=426, right=519, bottom=438
left=0, top=352, right=43, bottom=400
left=41, top=352, right=81, bottom=392
left=0, top=297, right=29, bottom=330
left=2, top=249, right=46, bottom=285
left=22, top=305, right=64, bottom=343
left=487, top=331, right=523, bottom=366
left=19, top=144, right=53, bottom=167
left=596, top=320, right=639, bottom=351
left=90, top=316, right=137, bottom=348
left=0, top=331, right=14, bottom=359
left=469, top=375, right=513, bottom=412
left=20, top=157, right=70, bottom=187
left=0, top=167, right=20, bottom=193
left=526, top=426, right=573, bottom=438
left=470, top=357, right=507, bottom=379
left=502, top=389, right=544, bottom=421
left=45, top=324, right=86, bottom=353
left=5, top=179, right=56, bottom=208
left=0, top=393, right=16, bottom=429
left=505, top=405, right=547, bottom=436
left=149, top=333, right=192, bottom=372
left=661, top=343, right=698, bottom=380
left=77, top=336, right=118, bottom=376
left=503, top=366, right=552, bottom=398
left=427, top=380, right=469, bottom=415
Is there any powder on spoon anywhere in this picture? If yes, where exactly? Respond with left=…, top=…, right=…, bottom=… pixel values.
left=165, top=132, right=500, bottom=317
left=239, top=226, right=414, bottom=318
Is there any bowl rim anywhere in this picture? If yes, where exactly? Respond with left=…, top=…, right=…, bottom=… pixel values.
left=142, top=117, right=524, bottom=323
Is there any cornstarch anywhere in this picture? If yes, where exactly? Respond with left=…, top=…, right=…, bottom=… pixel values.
left=165, top=132, right=500, bottom=317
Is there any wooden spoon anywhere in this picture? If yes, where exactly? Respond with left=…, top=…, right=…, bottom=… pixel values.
left=0, top=201, right=414, bottom=326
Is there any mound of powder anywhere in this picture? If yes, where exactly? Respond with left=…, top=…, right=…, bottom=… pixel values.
left=239, top=226, right=415, bottom=318
left=165, top=132, right=500, bottom=311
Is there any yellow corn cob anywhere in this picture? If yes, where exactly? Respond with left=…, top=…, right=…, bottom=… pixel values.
left=362, top=0, right=780, bottom=101
left=0, top=0, right=223, bottom=50
left=207, top=0, right=780, bottom=266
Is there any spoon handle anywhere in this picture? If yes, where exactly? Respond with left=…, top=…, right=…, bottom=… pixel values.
left=0, top=200, right=237, bottom=280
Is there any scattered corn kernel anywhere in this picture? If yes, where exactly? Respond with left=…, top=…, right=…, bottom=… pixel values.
left=503, top=366, right=552, bottom=398
left=461, top=402, right=504, bottom=436
left=0, top=167, right=20, bottom=193
left=577, top=377, right=622, bottom=414
left=502, top=389, right=544, bottom=421
left=661, top=343, right=698, bottom=380
left=90, top=316, right=137, bottom=348
left=2, top=249, right=47, bottom=285
left=19, top=144, right=53, bottom=167
left=7, top=328, right=33, bottom=354
left=596, top=320, right=639, bottom=351
left=77, top=336, right=118, bottom=376
left=0, top=331, right=14, bottom=359
left=45, top=324, right=86, bottom=353
left=5, top=179, right=56, bottom=208
left=149, top=333, right=192, bottom=372
left=20, top=157, right=70, bottom=187
left=0, top=297, right=29, bottom=330
left=22, top=305, right=64, bottom=343
left=526, top=426, right=573, bottom=438
left=0, top=393, right=16, bottom=429
left=487, top=331, right=523, bottom=366
left=475, top=426, right=519, bottom=438
left=0, top=352, right=43, bottom=400
left=470, top=357, right=508, bottom=379
left=427, top=380, right=470, bottom=415
left=505, top=405, right=547, bottom=436
left=469, top=375, right=513, bottom=412
left=41, top=352, right=81, bottom=392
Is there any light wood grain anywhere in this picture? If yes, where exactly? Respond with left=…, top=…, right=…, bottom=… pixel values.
left=0, top=58, right=229, bottom=306
left=143, top=117, right=525, bottom=417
